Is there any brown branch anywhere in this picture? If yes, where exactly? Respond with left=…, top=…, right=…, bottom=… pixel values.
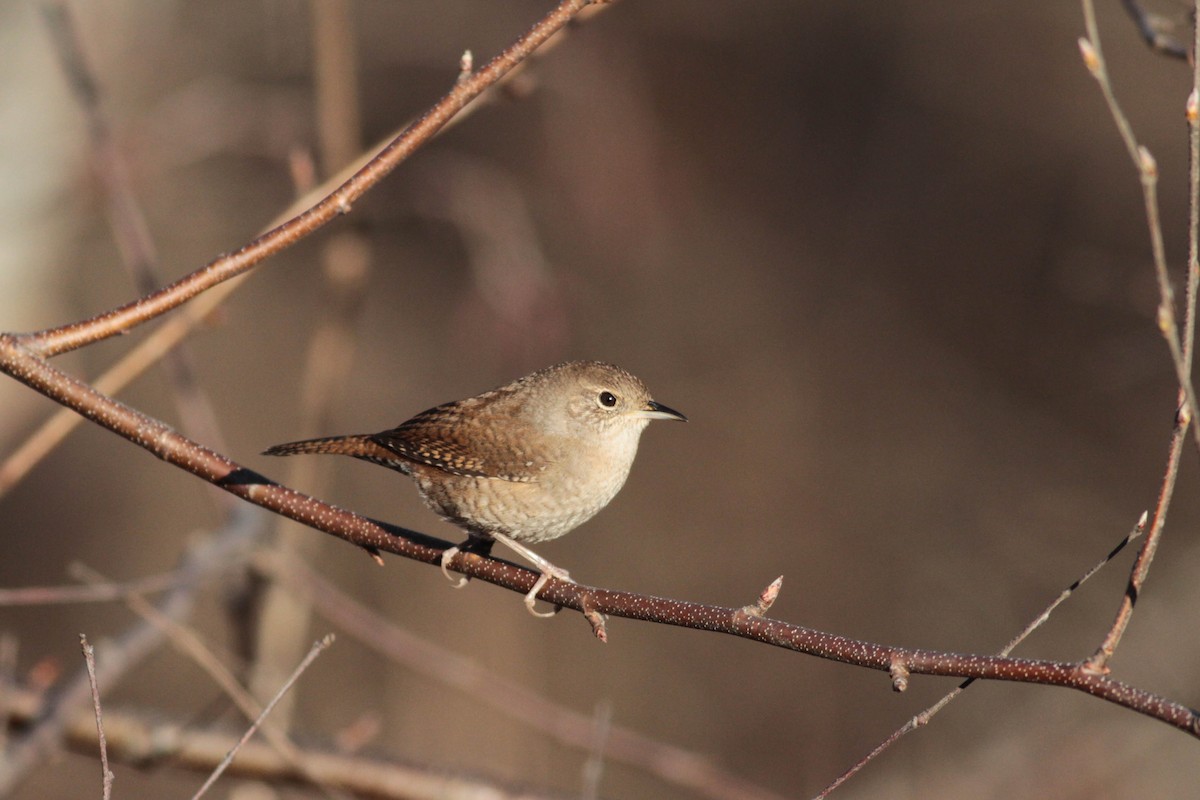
left=40, top=1, right=233, bottom=476
left=2, top=342, right=1196, bottom=741
left=21, top=0, right=594, bottom=358
left=0, top=568, right=186, bottom=606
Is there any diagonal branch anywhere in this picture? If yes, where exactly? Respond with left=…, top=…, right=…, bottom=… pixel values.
left=21, top=0, right=594, bottom=358
left=1, top=336, right=1197, bottom=739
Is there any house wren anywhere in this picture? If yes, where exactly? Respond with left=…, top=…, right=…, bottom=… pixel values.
left=263, top=361, right=686, bottom=615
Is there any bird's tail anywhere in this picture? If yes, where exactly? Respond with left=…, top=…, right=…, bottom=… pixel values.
left=262, top=434, right=375, bottom=458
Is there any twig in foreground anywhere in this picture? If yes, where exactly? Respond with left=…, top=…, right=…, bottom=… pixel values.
left=191, top=635, right=334, bottom=800
left=78, top=635, right=114, bottom=800
left=814, top=513, right=1147, bottom=798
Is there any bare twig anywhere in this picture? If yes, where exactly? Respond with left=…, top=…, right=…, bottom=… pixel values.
left=1079, top=8, right=1200, bottom=455
left=191, top=635, right=333, bottom=800
left=1, top=341, right=1198, bottom=738
left=0, top=511, right=262, bottom=796
left=1078, top=0, right=1198, bottom=673
left=0, top=277, right=243, bottom=499
left=68, top=564, right=344, bottom=800
left=78, top=635, right=114, bottom=800
left=1, top=0, right=606, bottom=496
left=0, top=568, right=186, bottom=606
left=814, top=513, right=1148, bottom=798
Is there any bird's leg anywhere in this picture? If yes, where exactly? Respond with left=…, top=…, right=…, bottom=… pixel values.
left=440, top=534, right=494, bottom=588
left=487, top=531, right=573, bottom=617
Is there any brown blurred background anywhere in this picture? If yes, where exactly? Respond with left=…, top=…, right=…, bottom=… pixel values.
left=2, top=1, right=1199, bottom=797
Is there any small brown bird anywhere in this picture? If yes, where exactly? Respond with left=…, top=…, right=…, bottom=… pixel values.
left=263, top=361, right=686, bottom=615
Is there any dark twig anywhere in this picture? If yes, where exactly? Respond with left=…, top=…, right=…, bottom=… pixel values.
left=814, top=514, right=1147, bottom=798
left=78, top=635, right=114, bottom=800
left=191, top=635, right=333, bottom=800
left=1120, top=0, right=1191, bottom=59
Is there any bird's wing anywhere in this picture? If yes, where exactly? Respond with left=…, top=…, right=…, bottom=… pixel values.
left=370, top=401, right=552, bottom=482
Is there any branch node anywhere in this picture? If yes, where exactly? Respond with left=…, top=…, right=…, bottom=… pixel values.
left=739, top=576, right=783, bottom=618
left=581, top=594, right=607, bottom=643
left=888, top=658, right=910, bottom=693
left=1178, top=401, right=1192, bottom=428
left=1078, top=37, right=1101, bottom=75
left=1138, top=145, right=1158, bottom=179
left=458, top=50, right=474, bottom=84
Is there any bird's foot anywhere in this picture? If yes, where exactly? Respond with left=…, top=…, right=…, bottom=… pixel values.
left=439, top=546, right=469, bottom=588
left=524, top=564, right=574, bottom=618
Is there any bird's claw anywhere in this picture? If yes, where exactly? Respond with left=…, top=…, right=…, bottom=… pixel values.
left=523, top=566, right=573, bottom=617
left=439, top=546, right=469, bottom=589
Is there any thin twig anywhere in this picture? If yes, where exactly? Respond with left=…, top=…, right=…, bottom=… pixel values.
left=0, top=276, right=244, bottom=500
left=1, top=1, right=608, bottom=496
left=0, top=568, right=186, bottom=606
left=1078, top=0, right=1197, bottom=673
left=0, top=693, right=569, bottom=799
left=69, top=564, right=345, bottom=800
left=814, top=514, right=1147, bottom=798
left=1079, top=4, right=1200, bottom=456
left=0, top=510, right=262, bottom=796
left=191, top=635, right=334, bottom=800
left=78, top=635, right=114, bottom=800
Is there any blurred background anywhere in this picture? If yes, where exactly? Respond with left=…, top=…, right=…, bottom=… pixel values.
left=2, top=1, right=1199, bottom=797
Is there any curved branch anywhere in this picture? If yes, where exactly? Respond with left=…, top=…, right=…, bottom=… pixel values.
left=1, top=337, right=1196, bottom=740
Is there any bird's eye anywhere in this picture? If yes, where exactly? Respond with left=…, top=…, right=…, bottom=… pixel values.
left=598, top=391, right=618, bottom=408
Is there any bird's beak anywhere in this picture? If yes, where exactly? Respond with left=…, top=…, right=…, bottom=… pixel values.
left=641, top=400, right=688, bottom=422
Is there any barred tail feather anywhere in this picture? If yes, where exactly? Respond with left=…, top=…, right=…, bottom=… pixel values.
left=263, top=434, right=412, bottom=474
left=262, top=434, right=374, bottom=458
